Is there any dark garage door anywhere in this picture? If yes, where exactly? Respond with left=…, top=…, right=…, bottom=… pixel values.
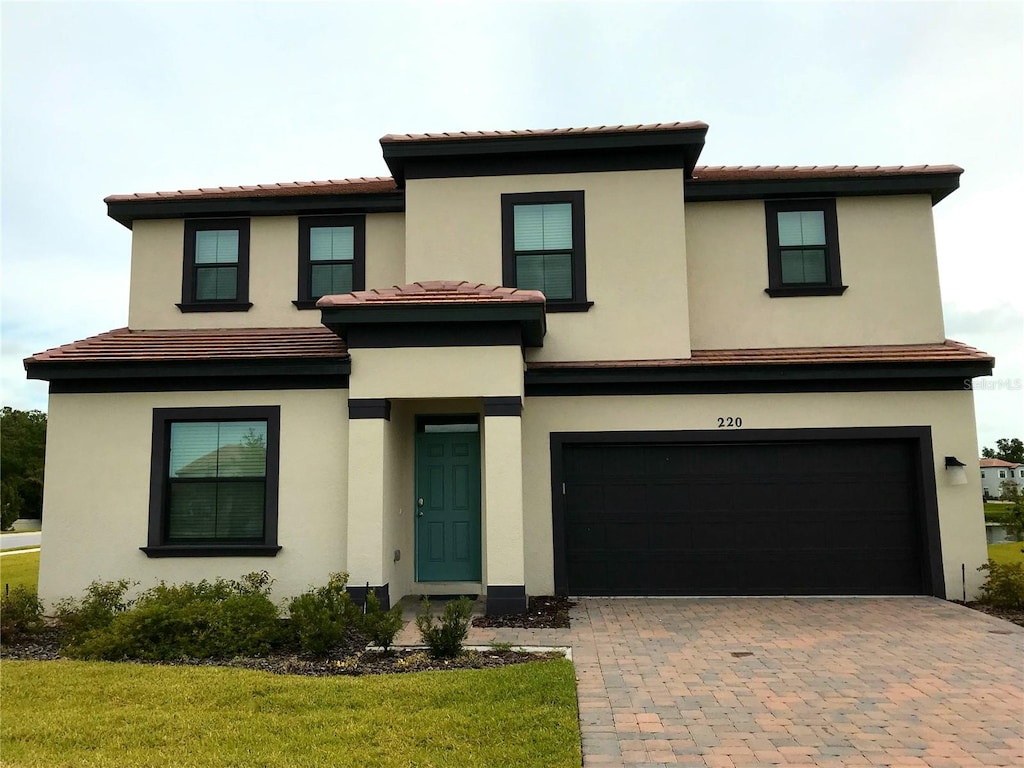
left=561, top=438, right=927, bottom=596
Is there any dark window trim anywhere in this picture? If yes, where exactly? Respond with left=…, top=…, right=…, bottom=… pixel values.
left=764, top=199, right=846, bottom=297
left=179, top=219, right=251, bottom=312
left=144, top=405, right=281, bottom=556
left=549, top=426, right=943, bottom=599
left=294, top=215, right=367, bottom=307
left=501, top=191, right=588, bottom=307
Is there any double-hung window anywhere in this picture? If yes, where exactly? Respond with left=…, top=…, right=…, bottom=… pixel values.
left=144, top=406, right=280, bottom=557
left=295, top=215, right=366, bottom=309
left=501, top=191, right=590, bottom=311
left=764, top=200, right=846, bottom=297
left=180, top=219, right=251, bottom=312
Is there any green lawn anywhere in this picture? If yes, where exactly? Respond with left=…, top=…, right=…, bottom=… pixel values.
left=988, top=541, right=1024, bottom=565
left=1, top=550, right=40, bottom=593
left=0, top=659, right=580, bottom=768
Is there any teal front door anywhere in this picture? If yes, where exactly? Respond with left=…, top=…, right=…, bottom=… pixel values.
left=415, top=429, right=482, bottom=582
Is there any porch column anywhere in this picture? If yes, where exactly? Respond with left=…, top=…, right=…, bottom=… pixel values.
left=483, top=397, right=527, bottom=615
left=345, top=398, right=391, bottom=608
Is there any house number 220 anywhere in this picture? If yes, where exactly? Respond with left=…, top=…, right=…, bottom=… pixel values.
left=717, top=417, right=743, bottom=428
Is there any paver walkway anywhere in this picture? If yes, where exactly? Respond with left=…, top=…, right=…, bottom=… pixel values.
left=463, top=597, right=1023, bottom=767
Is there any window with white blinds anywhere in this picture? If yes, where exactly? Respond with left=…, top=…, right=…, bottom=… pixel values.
left=182, top=219, right=250, bottom=310
left=764, top=200, right=845, bottom=297
left=167, top=421, right=267, bottom=542
left=297, top=216, right=366, bottom=306
left=502, top=191, right=587, bottom=306
left=147, top=406, right=280, bottom=554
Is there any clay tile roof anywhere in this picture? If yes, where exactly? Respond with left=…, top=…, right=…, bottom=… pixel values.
left=25, top=326, right=347, bottom=365
left=527, top=340, right=993, bottom=370
left=380, top=121, right=709, bottom=143
left=103, top=177, right=398, bottom=204
left=316, top=280, right=546, bottom=307
left=690, top=164, right=963, bottom=182
left=980, top=458, right=1022, bottom=468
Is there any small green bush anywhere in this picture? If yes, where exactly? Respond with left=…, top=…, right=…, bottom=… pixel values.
left=362, top=590, right=405, bottom=651
left=55, top=579, right=134, bottom=645
left=0, top=585, right=44, bottom=642
left=288, top=572, right=362, bottom=655
left=60, top=571, right=283, bottom=660
left=415, top=596, right=473, bottom=659
left=977, top=560, right=1024, bottom=608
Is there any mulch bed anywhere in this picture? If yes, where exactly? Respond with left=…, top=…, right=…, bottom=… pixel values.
left=0, top=628, right=565, bottom=675
left=1, top=602, right=575, bottom=675
left=957, top=602, right=1024, bottom=628
left=472, top=595, right=575, bottom=629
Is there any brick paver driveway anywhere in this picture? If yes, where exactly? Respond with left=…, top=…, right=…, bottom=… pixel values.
left=470, top=597, right=1024, bottom=767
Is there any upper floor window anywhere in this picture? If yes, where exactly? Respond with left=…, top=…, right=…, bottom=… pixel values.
left=144, top=406, right=281, bottom=557
left=501, top=191, right=591, bottom=312
left=294, top=215, right=366, bottom=309
left=179, top=219, right=251, bottom=313
left=764, top=200, right=846, bottom=298
left=999, top=469, right=1007, bottom=478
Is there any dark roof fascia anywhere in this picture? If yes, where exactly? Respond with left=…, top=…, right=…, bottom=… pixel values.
left=685, top=171, right=962, bottom=205
left=320, top=302, right=547, bottom=347
left=25, top=357, right=351, bottom=383
left=106, top=192, right=406, bottom=229
left=383, top=128, right=708, bottom=183
left=525, top=358, right=993, bottom=395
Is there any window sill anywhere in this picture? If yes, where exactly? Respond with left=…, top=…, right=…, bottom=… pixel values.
left=177, top=302, right=253, bottom=313
left=292, top=300, right=320, bottom=310
left=140, top=544, right=281, bottom=558
left=764, top=286, right=848, bottom=298
left=546, top=301, right=594, bottom=313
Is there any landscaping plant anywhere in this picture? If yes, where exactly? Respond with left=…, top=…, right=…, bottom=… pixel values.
left=0, top=585, right=44, bottom=642
left=977, top=560, right=1024, bottom=609
left=288, top=571, right=362, bottom=654
left=58, top=572, right=283, bottom=660
left=415, top=596, right=472, bottom=659
left=55, top=578, right=134, bottom=646
left=361, top=589, right=405, bottom=651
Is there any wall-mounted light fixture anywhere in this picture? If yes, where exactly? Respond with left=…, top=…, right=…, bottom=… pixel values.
left=945, top=456, right=968, bottom=486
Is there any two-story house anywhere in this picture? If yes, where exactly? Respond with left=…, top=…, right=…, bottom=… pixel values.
left=26, top=121, right=995, bottom=613
left=980, top=458, right=1021, bottom=499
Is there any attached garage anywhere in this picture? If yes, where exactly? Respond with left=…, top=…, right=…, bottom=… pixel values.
left=551, top=428, right=943, bottom=597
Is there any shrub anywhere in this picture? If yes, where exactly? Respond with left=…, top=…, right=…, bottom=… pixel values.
left=0, top=585, right=44, bottom=642
left=288, top=572, right=362, bottom=655
left=55, top=578, right=134, bottom=645
left=415, top=596, right=473, bottom=659
left=60, top=572, right=283, bottom=660
left=977, top=560, right=1024, bottom=609
left=362, top=590, right=405, bottom=651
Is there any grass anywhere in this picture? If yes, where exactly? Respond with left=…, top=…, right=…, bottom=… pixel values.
left=988, top=541, right=1024, bottom=566
left=0, top=659, right=581, bottom=768
left=1, top=550, right=40, bottom=593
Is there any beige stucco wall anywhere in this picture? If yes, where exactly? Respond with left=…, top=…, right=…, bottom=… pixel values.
left=404, top=170, right=690, bottom=362
left=686, top=195, right=946, bottom=349
left=349, top=346, right=525, bottom=400
left=520, top=389, right=986, bottom=600
left=126, top=213, right=406, bottom=330
left=38, top=389, right=349, bottom=607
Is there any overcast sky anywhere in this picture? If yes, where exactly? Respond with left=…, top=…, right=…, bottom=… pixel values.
left=2, top=1, right=1021, bottom=450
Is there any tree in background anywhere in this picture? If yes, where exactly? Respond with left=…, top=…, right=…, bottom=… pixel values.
left=981, top=438, right=1024, bottom=464
left=1, top=408, right=47, bottom=530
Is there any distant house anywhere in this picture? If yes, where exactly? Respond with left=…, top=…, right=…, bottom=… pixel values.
left=25, top=120, right=996, bottom=611
left=980, top=458, right=1022, bottom=499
